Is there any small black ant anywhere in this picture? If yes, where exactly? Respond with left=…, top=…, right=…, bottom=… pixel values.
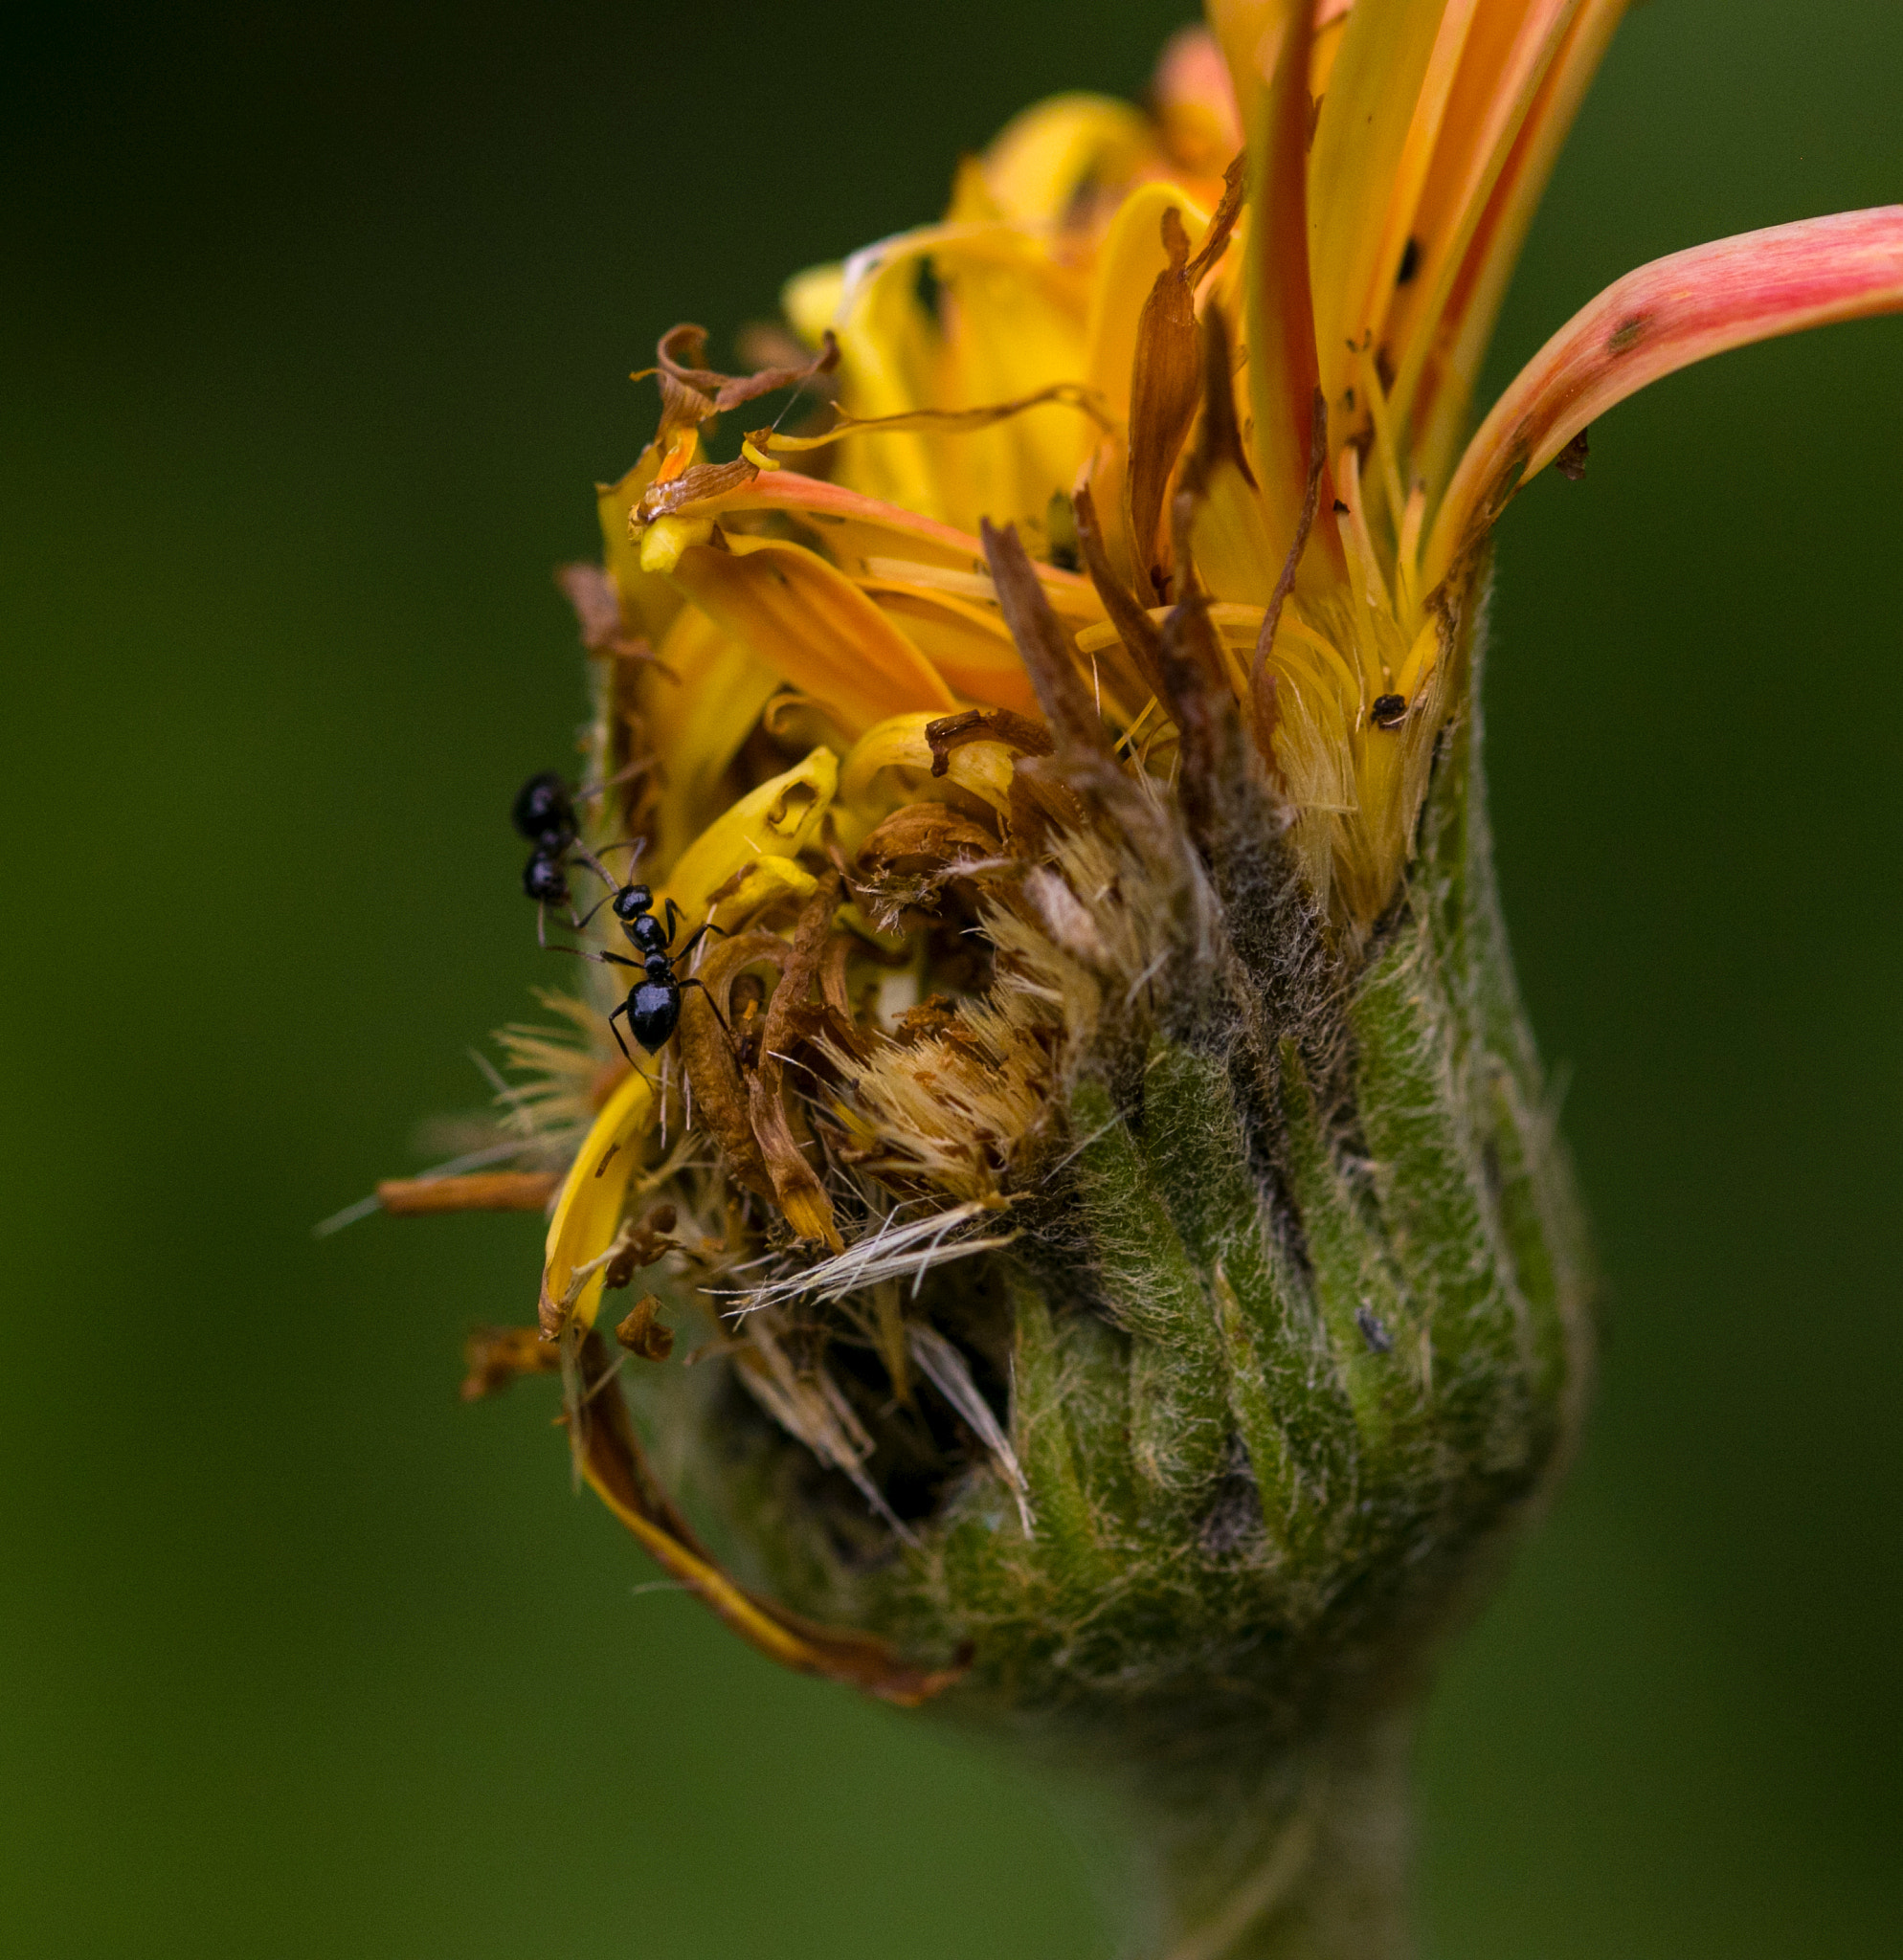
left=559, top=880, right=729, bottom=1061
left=512, top=770, right=581, bottom=928
left=510, top=769, right=640, bottom=946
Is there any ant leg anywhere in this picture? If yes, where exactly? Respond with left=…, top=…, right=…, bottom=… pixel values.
left=660, top=897, right=683, bottom=944
left=547, top=946, right=641, bottom=969
left=672, top=921, right=728, bottom=967
left=676, top=976, right=733, bottom=1040
left=606, top=1000, right=635, bottom=1066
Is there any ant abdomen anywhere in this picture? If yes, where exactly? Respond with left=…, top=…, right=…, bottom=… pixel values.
left=511, top=770, right=575, bottom=847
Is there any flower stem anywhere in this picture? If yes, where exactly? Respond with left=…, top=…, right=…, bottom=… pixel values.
left=1119, top=1715, right=1415, bottom=1960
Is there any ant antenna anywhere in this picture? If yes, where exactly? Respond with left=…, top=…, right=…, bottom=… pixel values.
left=568, top=886, right=619, bottom=934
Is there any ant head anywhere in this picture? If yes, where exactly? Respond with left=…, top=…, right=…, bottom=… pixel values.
left=522, top=850, right=569, bottom=904
left=612, top=883, right=654, bottom=922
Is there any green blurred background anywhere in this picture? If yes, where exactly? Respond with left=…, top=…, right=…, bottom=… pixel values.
left=4, top=2, right=1899, bottom=1952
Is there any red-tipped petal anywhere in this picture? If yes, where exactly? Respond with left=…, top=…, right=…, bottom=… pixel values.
left=1428, top=207, right=1903, bottom=587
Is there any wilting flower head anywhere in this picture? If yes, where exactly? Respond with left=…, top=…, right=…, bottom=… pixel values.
left=429, top=1, right=1901, bottom=1922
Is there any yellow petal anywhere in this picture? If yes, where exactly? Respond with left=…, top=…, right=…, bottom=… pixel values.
left=595, top=444, right=683, bottom=648
left=704, top=854, right=819, bottom=931
left=974, top=92, right=1153, bottom=225
left=638, top=604, right=782, bottom=875
left=935, top=257, right=1099, bottom=530
left=838, top=711, right=1018, bottom=831
left=1309, top=0, right=1472, bottom=414
left=539, top=1066, right=656, bottom=1335
left=658, top=745, right=839, bottom=928
left=667, top=536, right=956, bottom=737
left=858, top=583, right=1044, bottom=720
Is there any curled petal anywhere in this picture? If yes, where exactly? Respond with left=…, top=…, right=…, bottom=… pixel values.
left=1429, top=207, right=1903, bottom=586
left=750, top=382, right=1112, bottom=458
left=539, top=1067, right=656, bottom=1338
left=838, top=711, right=1019, bottom=834
left=657, top=746, right=838, bottom=930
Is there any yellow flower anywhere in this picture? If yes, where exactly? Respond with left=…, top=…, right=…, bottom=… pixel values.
left=444, top=3, right=1903, bottom=1704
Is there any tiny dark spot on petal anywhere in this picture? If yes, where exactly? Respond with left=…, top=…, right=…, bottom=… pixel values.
left=1397, top=236, right=1421, bottom=286
left=1332, top=499, right=1350, bottom=516
left=1555, top=428, right=1590, bottom=481
left=1606, top=314, right=1648, bottom=355
left=1370, top=693, right=1407, bottom=730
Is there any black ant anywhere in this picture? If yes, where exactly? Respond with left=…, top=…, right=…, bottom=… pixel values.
left=559, top=880, right=729, bottom=1061
left=510, top=769, right=640, bottom=946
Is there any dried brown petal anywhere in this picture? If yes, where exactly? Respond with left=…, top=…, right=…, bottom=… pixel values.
left=460, top=1325, right=559, bottom=1402
left=379, top=1172, right=560, bottom=1216
left=1184, top=150, right=1246, bottom=285
left=979, top=521, right=1109, bottom=760
left=644, top=323, right=841, bottom=447
left=924, top=707, right=1053, bottom=777
left=676, top=931, right=785, bottom=1203
left=613, top=1293, right=676, bottom=1362
left=1125, top=204, right=1203, bottom=596
left=1073, top=481, right=1167, bottom=702
left=747, top=874, right=845, bottom=1250
left=853, top=803, right=1001, bottom=924
left=636, top=457, right=759, bottom=524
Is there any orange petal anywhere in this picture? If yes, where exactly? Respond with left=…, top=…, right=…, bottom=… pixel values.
left=667, top=537, right=956, bottom=736
left=1428, top=207, right=1903, bottom=587
left=638, top=467, right=993, bottom=573
left=1385, top=0, right=1584, bottom=438
left=1409, top=0, right=1629, bottom=493
left=1239, top=1, right=1348, bottom=593
left=1153, top=25, right=1243, bottom=174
